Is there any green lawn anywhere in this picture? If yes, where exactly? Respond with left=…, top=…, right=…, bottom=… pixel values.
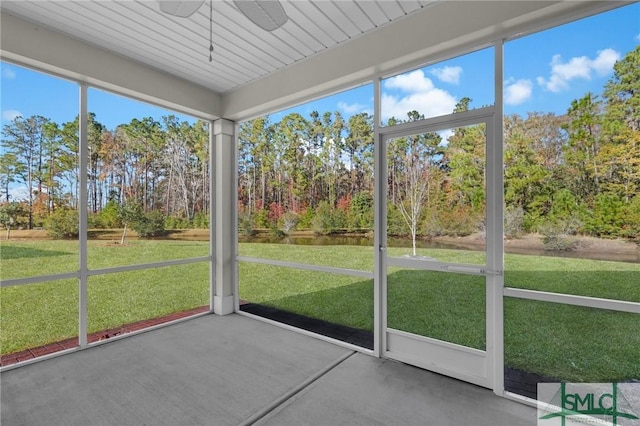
left=1, top=240, right=210, bottom=354
left=0, top=239, right=209, bottom=280
left=1, top=240, right=639, bottom=383
left=239, top=244, right=640, bottom=382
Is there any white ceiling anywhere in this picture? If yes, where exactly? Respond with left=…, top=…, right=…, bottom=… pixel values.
left=0, top=0, right=436, bottom=94
left=1, top=1, right=625, bottom=121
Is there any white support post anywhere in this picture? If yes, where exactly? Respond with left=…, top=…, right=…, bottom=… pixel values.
left=78, top=83, right=88, bottom=347
left=213, top=118, right=235, bottom=315
left=208, top=121, right=215, bottom=312
left=232, top=122, right=240, bottom=312
left=488, top=40, right=505, bottom=395
left=373, top=77, right=385, bottom=358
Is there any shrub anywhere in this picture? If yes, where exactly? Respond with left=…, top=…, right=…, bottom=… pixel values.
left=504, top=206, right=525, bottom=239
left=238, top=211, right=255, bottom=236
left=96, top=200, right=120, bottom=229
left=165, top=215, right=189, bottom=230
left=312, top=201, right=345, bottom=235
left=268, top=226, right=285, bottom=237
left=192, top=212, right=209, bottom=229
left=298, top=206, right=315, bottom=229
left=255, top=209, right=269, bottom=228
left=620, top=197, right=640, bottom=240
left=523, top=210, right=544, bottom=234
left=164, top=215, right=178, bottom=230
left=131, top=211, right=167, bottom=238
left=432, top=205, right=482, bottom=237
left=540, top=222, right=577, bottom=251
left=44, top=208, right=79, bottom=239
left=422, top=207, right=443, bottom=238
left=386, top=202, right=407, bottom=236
left=586, top=193, right=626, bottom=237
left=348, top=192, right=374, bottom=231
left=0, top=202, right=27, bottom=239
left=547, top=189, right=588, bottom=234
left=279, top=211, right=299, bottom=234
left=267, top=202, right=285, bottom=226
left=87, top=213, right=101, bottom=229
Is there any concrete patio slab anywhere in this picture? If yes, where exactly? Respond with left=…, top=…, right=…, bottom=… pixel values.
left=1, top=313, right=536, bottom=426
left=257, top=353, right=536, bottom=426
left=1, top=314, right=351, bottom=426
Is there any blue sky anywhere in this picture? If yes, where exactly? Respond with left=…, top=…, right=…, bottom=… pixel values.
left=274, top=3, right=640, bottom=123
left=0, top=74, right=195, bottom=130
left=1, top=3, right=639, bottom=131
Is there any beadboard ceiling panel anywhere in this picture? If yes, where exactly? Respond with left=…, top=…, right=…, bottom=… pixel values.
left=2, top=0, right=623, bottom=121
left=1, top=0, right=437, bottom=94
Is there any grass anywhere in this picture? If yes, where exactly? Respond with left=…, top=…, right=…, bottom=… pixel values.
left=387, top=270, right=486, bottom=350
left=87, top=264, right=209, bottom=333
left=239, top=263, right=374, bottom=331
left=239, top=244, right=640, bottom=382
left=1, top=239, right=639, bottom=383
left=1, top=240, right=210, bottom=354
left=504, top=299, right=639, bottom=382
left=239, top=243, right=374, bottom=271
left=0, top=239, right=209, bottom=280
left=1, top=279, right=78, bottom=354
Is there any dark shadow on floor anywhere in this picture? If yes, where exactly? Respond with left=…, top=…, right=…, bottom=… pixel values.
left=240, top=303, right=374, bottom=350
left=504, top=367, right=560, bottom=400
left=241, top=302, right=561, bottom=400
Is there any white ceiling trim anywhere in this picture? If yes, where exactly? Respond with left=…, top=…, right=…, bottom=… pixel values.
left=222, top=0, right=626, bottom=121
left=0, top=12, right=222, bottom=121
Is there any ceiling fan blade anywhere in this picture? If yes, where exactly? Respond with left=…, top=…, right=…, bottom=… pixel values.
left=158, top=0, right=205, bottom=18
left=233, top=0, right=288, bottom=31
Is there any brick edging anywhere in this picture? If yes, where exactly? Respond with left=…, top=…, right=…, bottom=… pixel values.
left=1, top=306, right=210, bottom=367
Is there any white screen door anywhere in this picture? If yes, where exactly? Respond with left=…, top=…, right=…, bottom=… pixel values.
left=379, top=108, right=499, bottom=388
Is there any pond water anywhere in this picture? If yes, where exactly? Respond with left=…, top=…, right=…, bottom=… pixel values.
left=238, top=235, right=639, bottom=264
left=101, top=230, right=638, bottom=263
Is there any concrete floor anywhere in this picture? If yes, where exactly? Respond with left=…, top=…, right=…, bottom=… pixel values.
left=1, top=314, right=536, bottom=425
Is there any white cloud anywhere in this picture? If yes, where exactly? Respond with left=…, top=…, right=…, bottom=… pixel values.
left=382, top=70, right=457, bottom=121
left=635, top=33, right=640, bottom=42
left=337, top=101, right=369, bottom=115
left=504, top=78, right=533, bottom=106
left=537, top=55, right=591, bottom=92
left=2, top=110, right=22, bottom=121
left=385, top=69, right=434, bottom=92
left=591, top=48, right=620, bottom=76
left=429, top=66, right=463, bottom=85
left=1, top=67, right=16, bottom=79
left=537, top=48, right=621, bottom=92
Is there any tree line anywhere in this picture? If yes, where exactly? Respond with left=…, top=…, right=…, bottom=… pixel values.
left=238, top=46, right=639, bottom=241
left=1, top=114, right=210, bottom=233
left=1, top=46, right=638, bottom=241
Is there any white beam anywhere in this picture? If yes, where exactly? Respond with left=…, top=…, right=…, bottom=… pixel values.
left=222, top=0, right=621, bottom=121
left=0, top=12, right=222, bottom=121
